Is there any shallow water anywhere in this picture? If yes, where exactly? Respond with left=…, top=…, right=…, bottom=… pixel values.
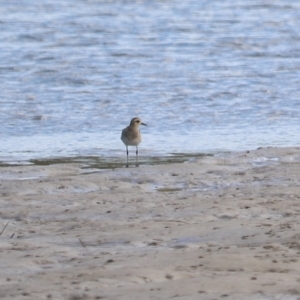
left=1, top=0, right=300, bottom=163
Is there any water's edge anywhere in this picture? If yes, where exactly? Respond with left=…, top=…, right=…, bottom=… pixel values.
left=0, top=153, right=213, bottom=169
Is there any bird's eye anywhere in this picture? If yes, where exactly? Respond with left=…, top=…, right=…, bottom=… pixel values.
left=136, top=120, right=140, bottom=123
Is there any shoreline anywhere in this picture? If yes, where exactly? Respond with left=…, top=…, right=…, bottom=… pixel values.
left=1, top=144, right=299, bottom=169
left=0, top=152, right=212, bottom=169
left=1, top=146, right=300, bottom=299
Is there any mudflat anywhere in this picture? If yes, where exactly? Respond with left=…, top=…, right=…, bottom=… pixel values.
left=1, top=147, right=300, bottom=300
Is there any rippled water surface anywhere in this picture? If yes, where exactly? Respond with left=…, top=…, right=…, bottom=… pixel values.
left=1, top=0, right=300, bottom=162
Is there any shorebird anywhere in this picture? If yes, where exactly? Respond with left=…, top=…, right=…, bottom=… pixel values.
left=121, top=117, right=147, bottom=167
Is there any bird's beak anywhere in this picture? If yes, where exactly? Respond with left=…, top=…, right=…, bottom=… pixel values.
left=141, top=122, right=147, bottom=126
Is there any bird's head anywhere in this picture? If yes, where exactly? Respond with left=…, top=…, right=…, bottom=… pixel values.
left=130, top=117, right=147, bottom=127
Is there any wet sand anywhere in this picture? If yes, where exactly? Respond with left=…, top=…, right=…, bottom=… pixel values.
left=1, top=147, right=300, bottom=300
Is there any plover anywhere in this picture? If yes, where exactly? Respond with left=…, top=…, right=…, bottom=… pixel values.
left=121, top=117, right=147, bottom=167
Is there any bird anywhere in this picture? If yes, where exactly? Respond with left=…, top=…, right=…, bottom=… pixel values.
left=121, top=117, right=147, bottom=167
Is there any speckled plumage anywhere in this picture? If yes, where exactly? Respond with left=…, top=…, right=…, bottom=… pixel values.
left=121, top=117, right=146, bottom=167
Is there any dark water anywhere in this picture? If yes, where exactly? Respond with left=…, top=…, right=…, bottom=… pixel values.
left=1, top=0, right=300, bottom=163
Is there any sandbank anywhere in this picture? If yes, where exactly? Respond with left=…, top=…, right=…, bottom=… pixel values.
left=1, top=147, right=300, bottom=299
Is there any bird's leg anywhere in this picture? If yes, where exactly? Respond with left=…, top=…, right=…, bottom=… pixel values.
left=126, top=146, right=129, bottom=168
left=136, top=146, right=139, bottom=167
